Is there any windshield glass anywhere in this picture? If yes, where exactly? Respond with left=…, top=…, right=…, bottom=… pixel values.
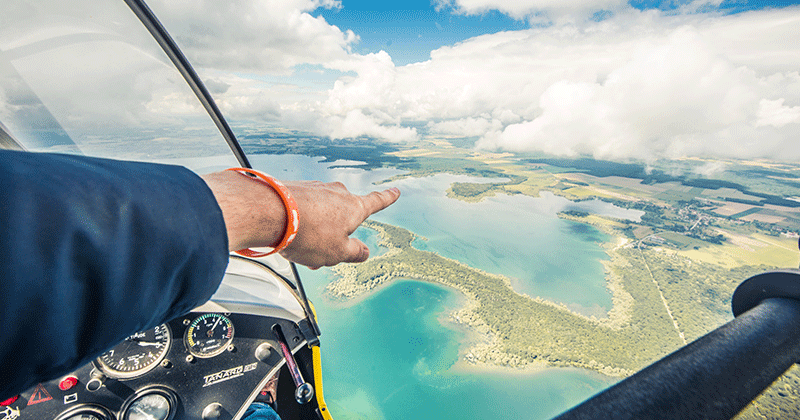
left=0, top=0, right=238, bottom=173
left=146, top=1, right=800, bottom=419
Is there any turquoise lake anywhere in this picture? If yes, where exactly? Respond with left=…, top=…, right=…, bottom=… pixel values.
left=248, top=154, right=636, bottom=419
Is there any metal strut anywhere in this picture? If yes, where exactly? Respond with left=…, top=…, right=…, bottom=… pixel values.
left=124, top=0, right=318, bottom=340
left=123, top=0, right=251, bottom=169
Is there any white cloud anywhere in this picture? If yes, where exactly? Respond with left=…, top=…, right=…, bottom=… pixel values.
left=433, top=0, right=627, bottom=20
left=327, top=109, right=418, bottom=142
left=299, top=7, right=800, bottom=160
left=199, top=74, right=282, bottom=121
left=276, top=51, right=419, bottom=142
left=147, top=0, right=357, bottom=74
left=428, top=117, right=504, bottom=137
left=757, top=98, right=800, bottom=128
left=693, top=161, right=727, bottom=177
left=476, top=25, right=769, bottom=159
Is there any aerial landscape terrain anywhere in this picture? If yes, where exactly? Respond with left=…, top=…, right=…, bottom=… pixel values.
left=243, top=134, right=800, bottom=419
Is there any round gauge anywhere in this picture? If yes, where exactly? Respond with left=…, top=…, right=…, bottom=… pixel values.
left=56, top=407, right=112, bottom=420
left=125, top=393, right=171, bottom=420
left=184, top=313, right=234, bottom=358
left=63, top=415, right=103, bottom=420
left=95, top=324, right=171, bottom=379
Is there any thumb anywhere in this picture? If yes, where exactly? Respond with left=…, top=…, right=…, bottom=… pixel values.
left=342, top=238, right=370, bottom=263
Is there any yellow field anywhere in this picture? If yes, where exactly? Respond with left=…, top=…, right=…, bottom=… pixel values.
left=712, top=202, right=757, bottom=216
left=679, top=232, right=798, bottom=269
left=740, top=213, right=787, bottom=224
left=388, top=148, right=438, bottom=157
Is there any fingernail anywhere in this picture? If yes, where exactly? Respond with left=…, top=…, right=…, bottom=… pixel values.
left=390, top=187, right=400, bottom=194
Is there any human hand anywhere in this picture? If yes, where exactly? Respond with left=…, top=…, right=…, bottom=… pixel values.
left=201, top=171, right=400, bottom=269
left=277, top=180, right=400, bottom=268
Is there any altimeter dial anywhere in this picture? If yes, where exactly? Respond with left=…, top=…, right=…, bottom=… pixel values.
left=184, top=313, right=234, bottom=358
left=95, top=324, right=171, bottom=379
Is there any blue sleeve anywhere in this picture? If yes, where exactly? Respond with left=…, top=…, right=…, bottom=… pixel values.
left=0, top=150, right=229, bottom=399
left=244, top=402, right=281, bottom=420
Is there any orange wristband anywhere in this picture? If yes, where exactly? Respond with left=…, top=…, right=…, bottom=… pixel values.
left=226, top=168, right=299, bottom=257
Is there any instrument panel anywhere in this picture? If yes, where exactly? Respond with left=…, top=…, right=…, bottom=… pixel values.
left=6, top=312, right=312, bottom=420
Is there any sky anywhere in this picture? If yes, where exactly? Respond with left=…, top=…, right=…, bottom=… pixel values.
left=145, top=0, right=800, bottom=162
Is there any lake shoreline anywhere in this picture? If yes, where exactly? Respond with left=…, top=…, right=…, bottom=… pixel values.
left=327, top=220, right=639, bottom=378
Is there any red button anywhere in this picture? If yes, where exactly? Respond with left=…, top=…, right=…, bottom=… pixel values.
left=0, top=395, right=19, bottom=406
left=59, top=376, right=78, bottom=391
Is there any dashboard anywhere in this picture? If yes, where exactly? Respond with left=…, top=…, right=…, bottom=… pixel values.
left=5, top=312, right=312, bottom=420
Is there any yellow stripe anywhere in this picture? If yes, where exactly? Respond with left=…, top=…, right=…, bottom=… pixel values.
left=308, top=302, right=318, bottom=321
left=312, top=345, right=334, bottom=420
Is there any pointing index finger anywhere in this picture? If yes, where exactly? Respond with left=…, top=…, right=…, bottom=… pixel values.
left=360, top=187, right=401, bottom=217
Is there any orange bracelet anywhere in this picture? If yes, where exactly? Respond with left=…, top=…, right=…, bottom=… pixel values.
left=226, top=167, right=299, bottom=257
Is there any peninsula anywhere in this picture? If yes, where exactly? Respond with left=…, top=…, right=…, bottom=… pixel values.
left=328, top=220, right=762, bottom=377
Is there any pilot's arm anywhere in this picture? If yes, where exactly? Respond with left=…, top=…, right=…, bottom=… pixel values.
left=0, top=149, right=400, bottom=401
left=0, top=149, right=229, bottom=400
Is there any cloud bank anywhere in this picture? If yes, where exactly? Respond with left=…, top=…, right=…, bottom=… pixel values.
left=295, top=7, right=799, bottom=161
left=148, top=2, right=800, bottom=161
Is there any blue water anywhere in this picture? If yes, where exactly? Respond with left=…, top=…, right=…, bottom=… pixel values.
left=301, top=272, right=616, bottom=420
left=249, top=154, right=642, bottom=316
left=373, top=175, right=631, bottom=316
left=248, top=154, right=624, bottom=419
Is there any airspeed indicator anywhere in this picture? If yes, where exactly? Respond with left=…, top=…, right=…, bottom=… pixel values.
left=95, top=324, right=171, bottom=379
